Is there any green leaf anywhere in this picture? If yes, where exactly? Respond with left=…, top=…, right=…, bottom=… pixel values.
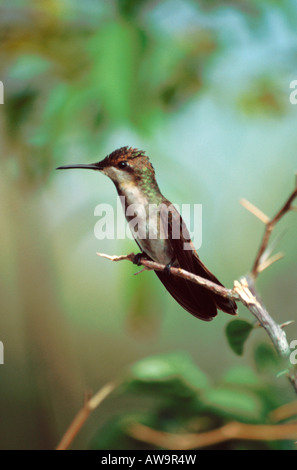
left=223, top=366, right=259, bottom=386
left=226, top=319, right=254, bottom=355
left=254, top=343, right=282, bottom=373
left=130, top=352, right=209, bottom=390
left=204, top=387, right=263, bottom=422
left=87, top=21, right=140, bottom=122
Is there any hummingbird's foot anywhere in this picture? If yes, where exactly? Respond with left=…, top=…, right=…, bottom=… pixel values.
left=133, top=253, right=145, bottom=266
left=164, top=262, right=172, bottom=275
left=164, top=256, right=176, bottom=274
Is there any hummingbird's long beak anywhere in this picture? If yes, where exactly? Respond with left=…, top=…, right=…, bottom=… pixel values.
left=56, top=163, right=103, bottom=171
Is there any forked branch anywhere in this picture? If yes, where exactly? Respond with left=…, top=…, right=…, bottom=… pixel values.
left=56, top=382, right=117, bottom=450
left=240, top=178, right=297, bottom=278
left=126, top=420, right=297, bottom=450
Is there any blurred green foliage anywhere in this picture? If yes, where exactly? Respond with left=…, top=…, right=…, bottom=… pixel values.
left=91, top=351, right=293, bottom=450
left=0, top=0, right=297, bottom=450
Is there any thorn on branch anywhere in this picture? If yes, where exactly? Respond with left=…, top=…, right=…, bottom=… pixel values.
left=279, top=321, right=295, bottom=329
left=240, top=198, right=270, bottom=224
left=257, top=252, right=284, bottom=273
left=250, top=180, right=297, bottom=278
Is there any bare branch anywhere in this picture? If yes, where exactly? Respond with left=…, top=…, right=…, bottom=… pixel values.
left=97, top=251, right=297, bottom=392
left=56, top=381, right=118, bottom=450
left=251, top=182, right=297, bottom=278
left=257, top=252, right=284, bottom=273
left=234, top=276, right=290, bottom=357
left=270, top=400, right=297, bottom=422
left=96, top=252, right=236, bottom=301
left=240, top=198, right=270, bottom=224
left=126, top=420, right=297, bottom=450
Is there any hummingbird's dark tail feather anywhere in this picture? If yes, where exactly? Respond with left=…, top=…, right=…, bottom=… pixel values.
left=155, top=270, right=218, bottom=321
left=190, top=254, right=238, bottom=316
left=157, top=204, right=237, bottom=320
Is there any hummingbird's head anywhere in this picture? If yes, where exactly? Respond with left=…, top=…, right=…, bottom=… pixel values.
left=57, top=146, right=157, bottom=191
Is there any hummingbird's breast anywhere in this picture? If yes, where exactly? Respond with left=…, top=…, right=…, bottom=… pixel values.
left=118, top=182, right=174, bottom=265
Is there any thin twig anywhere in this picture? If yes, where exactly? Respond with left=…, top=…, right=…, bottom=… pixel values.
left=240, top=198, right=270, bottom=224
left=270, top=400, right=297, bottom=422
left=56, top=381, right=117, bottom=450
left=257, top=252, right=284, bottom=273
left=250, top=183, right=297, bottom=278
left=279, top=321, right=295, bottom=329
left=96, top=252, right=236, bottom=301
left=126, top=420, right=297, bottom=450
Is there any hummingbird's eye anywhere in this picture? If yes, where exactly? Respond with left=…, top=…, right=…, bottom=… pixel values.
left=118, top=161, right=128, bottom=169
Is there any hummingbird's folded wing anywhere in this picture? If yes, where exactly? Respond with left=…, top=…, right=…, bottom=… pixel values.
left=155, top=203, right=237, bottom=321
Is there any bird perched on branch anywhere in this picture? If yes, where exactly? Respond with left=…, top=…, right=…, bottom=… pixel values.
left=57, top=146, right=237, bottom=321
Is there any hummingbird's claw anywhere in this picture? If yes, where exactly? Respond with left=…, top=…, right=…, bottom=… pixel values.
left=133, top=253, right=144, bottom=266
left=164, top=262, right=172, bottom=275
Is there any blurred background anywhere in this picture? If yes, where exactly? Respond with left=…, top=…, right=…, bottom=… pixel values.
left=0, top=0, right=297, bottom=450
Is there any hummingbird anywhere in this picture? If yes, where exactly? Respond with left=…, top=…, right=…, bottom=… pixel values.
left=57, top=146, right=237, bottom=321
